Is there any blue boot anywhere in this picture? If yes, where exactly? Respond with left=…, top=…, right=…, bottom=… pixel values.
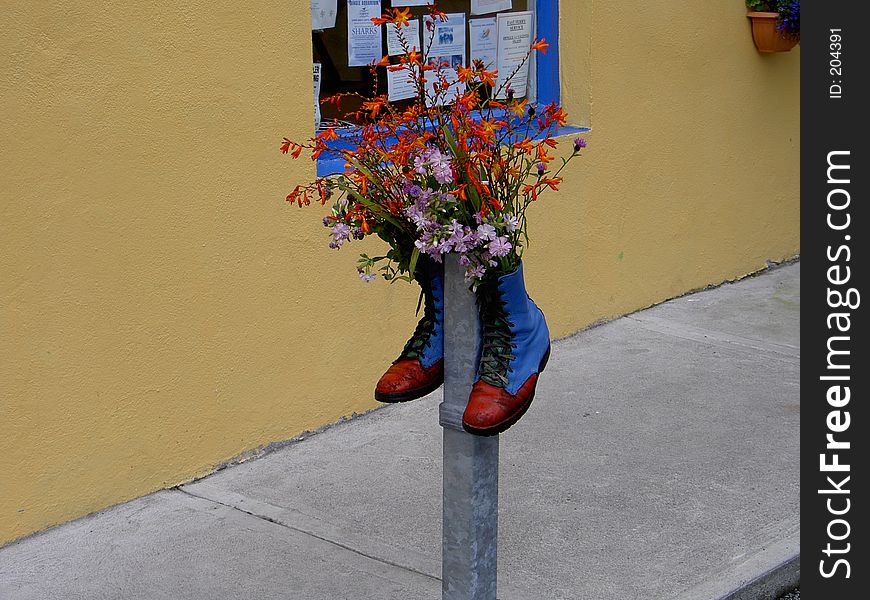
left=463, top=262, right=550, bottom=435
left=375, top=257, right=444, bottom=402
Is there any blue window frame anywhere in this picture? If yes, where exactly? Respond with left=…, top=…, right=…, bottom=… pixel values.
left=316, top=0, right=571, bottom=177
left=533, top=0, right=560, bottom=107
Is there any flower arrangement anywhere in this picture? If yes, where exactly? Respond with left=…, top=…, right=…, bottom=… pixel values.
left=746, top=0, right=800, bottom=39
left=282, top=3, right=585, bottom=286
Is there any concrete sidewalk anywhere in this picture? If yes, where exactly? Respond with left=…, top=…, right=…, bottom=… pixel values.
left=0, top=263, right=800, bottom=600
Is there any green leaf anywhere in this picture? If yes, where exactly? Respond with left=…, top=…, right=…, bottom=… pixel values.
left=408, top=247, right=420, bottom=279
left=442, top=125, right=461, bottom=157
left=340, top=185, right=405, bottom=230
left=346, top=158, right=387, bottom=193
left=465, top=184, right=482, bottom=213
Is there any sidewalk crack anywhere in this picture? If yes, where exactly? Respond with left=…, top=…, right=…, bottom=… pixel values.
left=174, top=487, right=441, bottom=584
left=626, top=315, right=800, bottom=362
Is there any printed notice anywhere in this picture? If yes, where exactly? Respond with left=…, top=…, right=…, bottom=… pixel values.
left=348, top=0, right=383, bottom=67
left=313, top=63, right=322, bottom=129
left=469, top=17, right=497, bottom=70
left=424, top=12, right=466, bottom=63
left=471, top=0, right=511, bottom=15
left=311, top=0, right=337, bottom=30
left=387, top=68, right=418, bottom=101
left=494, top=10, right=532, bottom=99
left=387, top=18, right=421, bottom=55
left=423, top=12, right=467, bottom=105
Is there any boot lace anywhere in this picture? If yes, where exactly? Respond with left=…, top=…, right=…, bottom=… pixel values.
left=477, top=282, right=516, bottom=388
left=400, top=288, right=437, bottom=361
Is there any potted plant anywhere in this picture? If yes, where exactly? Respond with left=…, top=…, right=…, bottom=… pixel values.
left=746, top=1, right=800, bottom=53
left=281, top=4, right=586, bottom=435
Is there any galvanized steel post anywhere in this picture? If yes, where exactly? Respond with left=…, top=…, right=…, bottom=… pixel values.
left=439, top=254, right=499, bottom=600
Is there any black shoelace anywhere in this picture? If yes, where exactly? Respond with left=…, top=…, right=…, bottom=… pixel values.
left=400, top=288, right=437, bottom=361
left=477, top=282, right=516, bottom=388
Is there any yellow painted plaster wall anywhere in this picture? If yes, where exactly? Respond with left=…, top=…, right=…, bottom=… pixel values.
left=0, top=1, right=798, bottom=545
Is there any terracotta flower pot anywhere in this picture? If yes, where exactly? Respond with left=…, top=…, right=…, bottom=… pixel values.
left=747, top=11, right=798, bottom=53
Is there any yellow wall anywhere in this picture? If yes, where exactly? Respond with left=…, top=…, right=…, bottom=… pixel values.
left=0, top=1, right=799, bottom=546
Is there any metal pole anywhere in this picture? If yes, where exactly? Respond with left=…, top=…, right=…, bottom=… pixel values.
left=439, top=254, right=499, bottom=600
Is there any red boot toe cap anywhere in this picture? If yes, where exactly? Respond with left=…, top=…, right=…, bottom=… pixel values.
left=375, top=359, right=443, bottom=403
left=462, top=375, right=539, bottom=434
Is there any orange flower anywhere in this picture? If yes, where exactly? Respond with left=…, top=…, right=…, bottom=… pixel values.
left=531, top=38, right=550, bottom=54
left=456, top=65, right=474, bottom=83
left=508, top=98, right=527, bottom=118
left=545, top=103, right=568, bottom=127
left=392, top=7, right=412, bottom=27
left=427, top=5, right=448, bottom=22
left=317, top=128, right=339, bottom=141
left=541, top=177, right=562, bottom=191
left=512, top=138, right=534, bottom=153
left=361, top=97, right=387, bottom=118
left=478, top=70, right=497, bottom=87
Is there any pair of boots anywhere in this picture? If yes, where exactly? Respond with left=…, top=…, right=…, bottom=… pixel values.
left=375, top=258, right=550, bottom=436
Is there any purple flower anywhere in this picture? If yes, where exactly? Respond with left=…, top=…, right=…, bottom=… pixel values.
left=573, top=137, right=587, bottom=152
left=331, top=222, right=351, bottom=245
left=466, top=264, right=486, bottom=281
left=359, top=272, right=377, bottom=283
left=432, top=158, right=453, bottom=184
left=413, top=148, right=453, bottom=184
left=537, top=162, right=545, bottom=175
left=322, top=216, right=331, bottom=227
left=449, top=229, right=477, bottom=253
left=503, top=214, right=518, bottom=232
left=476, top=223, right=497, bottom=241
left=404, top=204, right=427, bottom=228
left=415, top=237, right=435, bottom=254
left=413, top=154, right=429, bottom=175
left=436, top=238, right=453, bottom=254
left=488, top=236, right=512, bottom=258
left=458, top=254, right=471, bottom=267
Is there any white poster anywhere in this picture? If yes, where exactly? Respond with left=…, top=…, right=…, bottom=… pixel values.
left=387, top=68, right=418, bottom=101
left=311, top=0, right=337, bottom=30
left=424, top=12, right=466, bottom=62
left=423, top=12, right=467, bottom=105
left=313, top=63, right=322, bottom=129
left=387, top=18, right=421, bottom=56
left=471, top=0, right=512, bottom=16
left=347, top=0, right=383, bottom=67
left=494, top=10, right=532, bottom=99
left=392, top=1, right=432, bottom=5
left=469, top=17, right=497, bottom=70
